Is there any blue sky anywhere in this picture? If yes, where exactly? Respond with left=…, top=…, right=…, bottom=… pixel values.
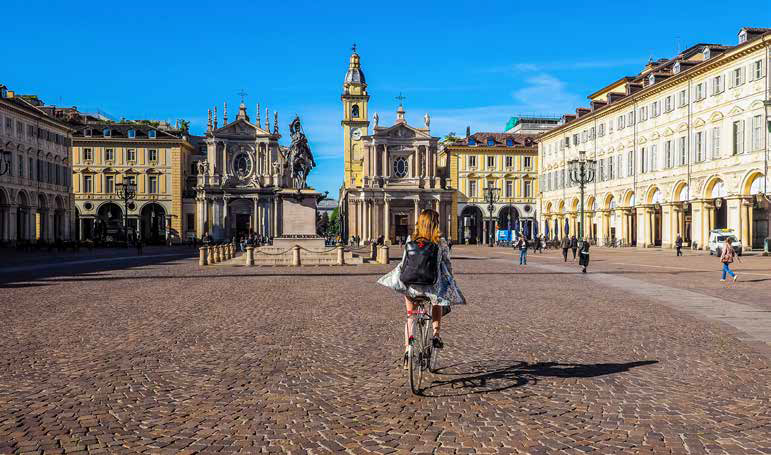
left=2, top=1, right=768, bottom=196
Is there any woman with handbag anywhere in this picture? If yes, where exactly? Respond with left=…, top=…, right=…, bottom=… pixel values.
left=377, top=209, right=466, bottom=367
left=720, top=237, right=740, bottom=283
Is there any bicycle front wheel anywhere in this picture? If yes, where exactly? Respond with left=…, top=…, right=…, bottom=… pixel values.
left=408, top=318, right=425, bottom=395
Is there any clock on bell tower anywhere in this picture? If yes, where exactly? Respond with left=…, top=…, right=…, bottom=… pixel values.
left=341, top=44, right=370, bottom=189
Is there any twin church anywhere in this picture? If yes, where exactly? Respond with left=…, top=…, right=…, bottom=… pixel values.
left=338, top=49, right=453, bottom=244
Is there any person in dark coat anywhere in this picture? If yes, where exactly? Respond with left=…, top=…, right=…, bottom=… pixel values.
left=675, top=233, right=683, bottom=256
left=578, top=238, right=590, bottom=273
left=570, top=235, right=578, bottom=260
left=560, top=236, right=570, bottom=262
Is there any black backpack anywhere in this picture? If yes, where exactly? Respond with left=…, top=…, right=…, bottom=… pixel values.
left=400, top=237, right=440, bottom=286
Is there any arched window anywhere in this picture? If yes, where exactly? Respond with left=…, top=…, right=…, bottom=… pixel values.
left=351, top=104, right=359, bottom=118
left=487, top=137, right=495, bottom=146
left=506, top=138, right=513, bottom=146
left=468, top=138, right=476, bottom=145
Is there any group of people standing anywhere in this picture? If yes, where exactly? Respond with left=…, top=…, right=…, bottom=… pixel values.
left=559, top=235, right=590, bottom=273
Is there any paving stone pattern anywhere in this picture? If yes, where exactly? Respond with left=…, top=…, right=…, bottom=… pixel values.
left=1, top=246, right=770, bottom=454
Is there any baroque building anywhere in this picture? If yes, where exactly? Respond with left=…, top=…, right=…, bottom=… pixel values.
left=539, top=27, right=771, bottom=250
left=70, top=121, right=194, bottom=243
left=339, top=49, right=453, bottom=244
left=443, top=131, right=539, bottom=244
left=0, top=87, right=74, bottom=244
left=195, top=101, right=288, bottom=241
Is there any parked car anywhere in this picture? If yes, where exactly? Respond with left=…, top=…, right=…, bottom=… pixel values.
left=708, top=229, right=743, bottom=257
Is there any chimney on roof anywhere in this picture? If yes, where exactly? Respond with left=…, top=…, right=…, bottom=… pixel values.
left=576, top=107, right=591, bottom=118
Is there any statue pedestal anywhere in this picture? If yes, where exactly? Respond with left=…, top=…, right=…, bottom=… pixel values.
left=272, top=189, right=325, bottom=250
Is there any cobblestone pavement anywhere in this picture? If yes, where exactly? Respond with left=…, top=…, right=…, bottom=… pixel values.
left=1, top=246, right=770, bottom=454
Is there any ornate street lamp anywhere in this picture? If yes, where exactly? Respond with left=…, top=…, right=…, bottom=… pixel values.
left=568, top=150, right=596, bottom=241
left=0, top=151, right=11, bottom=176
left=483, top=185, right=500, bottom=247
left=116, top=181, right=136, bottom=247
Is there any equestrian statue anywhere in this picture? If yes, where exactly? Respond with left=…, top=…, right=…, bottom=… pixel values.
left=287, top=115, right=316, bottom=189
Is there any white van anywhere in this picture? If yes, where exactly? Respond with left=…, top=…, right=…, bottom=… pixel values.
left=708, top=229, right=743, bottom=257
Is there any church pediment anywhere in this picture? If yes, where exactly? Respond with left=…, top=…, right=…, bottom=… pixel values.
left=375, top=123, right=431, bottom=140
left=214, top=119, right=270, bottom=137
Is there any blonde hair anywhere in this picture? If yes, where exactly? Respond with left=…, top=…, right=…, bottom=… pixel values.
left=413, top=209, right=441, bottom=243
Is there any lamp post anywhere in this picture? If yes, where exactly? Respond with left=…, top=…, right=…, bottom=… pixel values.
left=483, top=185, right=500, bottom=247
left=568, top=150, right=596, bottom=241
left=0, top=151, right=10, bottom=176
left=116, top=181, right=136, bottom=247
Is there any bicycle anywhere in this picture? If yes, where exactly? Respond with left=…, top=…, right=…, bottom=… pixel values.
left=406, top=297, right=440, bottom=395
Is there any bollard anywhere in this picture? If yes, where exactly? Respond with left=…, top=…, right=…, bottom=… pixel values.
left=208, top=245, right=216, bottom=264
left=378, top=245, right=390, bottom=265
left=336, top=245, right=345, bottom=266
left=225, top=244, right=232, bottom=260
left=215, top=245, right=222, bottom=263
left=291, top=245, right=301, bottom=266
left=370, top=242, right=377, bottom=261
left=230, top=243, right=235, bottom=257
left=199, top=246, right=209, bottom=266
left=245, top=246, right=255, bottom=266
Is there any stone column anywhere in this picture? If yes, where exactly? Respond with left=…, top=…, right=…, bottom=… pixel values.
left=384, top=145, right=390, bottom=178
left=740, top=199, right=751, bottom=248
left=413, top=198, right=420, bottom=228
left=384, top=198, right=391, bottom=244
left=273, top=196, right=279, bottom=237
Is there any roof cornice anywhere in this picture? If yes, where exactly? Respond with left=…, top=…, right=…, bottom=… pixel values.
left=541, top=33, right=770, bottom=140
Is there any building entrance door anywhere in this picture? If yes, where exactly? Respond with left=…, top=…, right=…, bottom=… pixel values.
left=753, top=205, right=769, bottom=249
left=395, top=214, right=409, bottom=244
left=236, top=214, right=251, bottom=239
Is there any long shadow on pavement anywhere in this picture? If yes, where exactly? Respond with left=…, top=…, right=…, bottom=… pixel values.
left=421, top=359, right=658, bottom=397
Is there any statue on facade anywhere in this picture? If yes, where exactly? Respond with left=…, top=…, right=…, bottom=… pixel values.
left=373, top=112, right=379, bottom=128
left=424, top=112, right=430, bottom=129
left=287, top=115, right=316, bottom=189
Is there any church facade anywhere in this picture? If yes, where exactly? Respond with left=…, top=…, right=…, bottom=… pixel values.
left=194, top=101, right=289, bottom=241
left=339, top=50, right=453, bottom=244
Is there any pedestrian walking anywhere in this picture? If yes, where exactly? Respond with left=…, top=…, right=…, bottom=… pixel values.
left=376, top=209, right=466, bottom=368
left=720, top=237, right=741, bottom=283
left=578, top=237, right=590, bottom=273
left=570, top=235, right=578, bottom=261
left=561, top=236, right=570, bottom=262
left=675, top=233, right=683, bottom=256
left=136, top=235, right=143, bottom=256
left=515, top=234, right=529, bottom=265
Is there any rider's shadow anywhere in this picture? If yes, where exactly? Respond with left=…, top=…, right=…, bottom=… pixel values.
left=421, top=359, right=658, bottom=397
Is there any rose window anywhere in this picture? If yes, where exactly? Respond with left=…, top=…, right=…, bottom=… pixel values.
left=234, top=153, right=252, bottom=177
left=393, top=157, right=408, bottom=178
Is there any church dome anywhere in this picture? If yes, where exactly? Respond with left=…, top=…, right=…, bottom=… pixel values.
left=344, top=52, right=366, bottom=85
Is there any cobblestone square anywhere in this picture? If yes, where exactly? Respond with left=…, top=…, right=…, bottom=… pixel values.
left=1, top=246, right=770, bottom=454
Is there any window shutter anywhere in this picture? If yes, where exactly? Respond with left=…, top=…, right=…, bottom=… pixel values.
left=728, top=71, right=734, bottom=89
left=740, top=66, right=746, bottom=84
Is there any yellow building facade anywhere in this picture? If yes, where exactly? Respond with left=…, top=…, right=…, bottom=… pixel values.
left=444, top=132, right=539, bottom=244
left=539, top=27, right=771, bottom=251
left=71, top=123, right=194, bottom=243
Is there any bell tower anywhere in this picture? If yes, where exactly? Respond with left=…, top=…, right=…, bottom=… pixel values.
left=341, top=44, right=370, bottom=189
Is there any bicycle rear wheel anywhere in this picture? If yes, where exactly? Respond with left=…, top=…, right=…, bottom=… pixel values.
left=408, top=318, right=426, bottom=395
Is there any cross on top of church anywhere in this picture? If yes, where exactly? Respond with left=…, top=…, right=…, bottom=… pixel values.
left=237, top=89, right=248, bottom=104
left=395, top=92, right=406, bottom=106
left=351, top=43, right=357, bottom=53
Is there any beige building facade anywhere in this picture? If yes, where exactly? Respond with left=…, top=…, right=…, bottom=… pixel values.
left=539, top=27, right=771, bottom=250
left=0, top=87, right=74, bottom=244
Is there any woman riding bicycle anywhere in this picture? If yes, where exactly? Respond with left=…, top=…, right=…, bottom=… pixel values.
left=378, top=209, right=466, bottom=367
